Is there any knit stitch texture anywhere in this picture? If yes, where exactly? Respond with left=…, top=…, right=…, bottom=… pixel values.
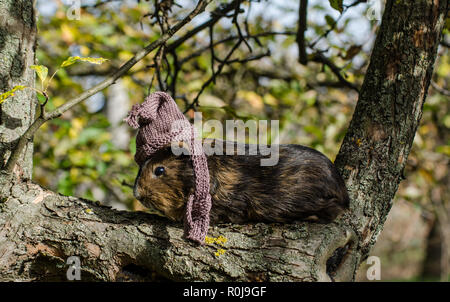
left=124, top=92, right=211, bottom=244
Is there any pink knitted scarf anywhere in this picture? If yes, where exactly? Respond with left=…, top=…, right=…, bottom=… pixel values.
left=124, top=92, right=211, bottom=244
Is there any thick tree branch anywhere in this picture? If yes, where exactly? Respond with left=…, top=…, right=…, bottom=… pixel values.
left=0, top=173, right=356, bottom=281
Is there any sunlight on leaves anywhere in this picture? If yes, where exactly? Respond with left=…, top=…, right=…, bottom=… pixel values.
left=31, top=65, right=49, bottom=84
left=61, top=56, right=109, bottom=68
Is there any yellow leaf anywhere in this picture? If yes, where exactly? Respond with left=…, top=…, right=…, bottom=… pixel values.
left=0, top=85, right=27, bottom=104
left=60, top=56, right=78, bottom=68
left=61, top=56, right=108, bottom=68
left=30, top=65, right=48, bottom=83
left=79, top=57, right=109, bottom=64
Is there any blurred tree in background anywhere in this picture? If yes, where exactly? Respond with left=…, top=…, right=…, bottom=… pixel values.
left=27, top=0, right=449, bottom=281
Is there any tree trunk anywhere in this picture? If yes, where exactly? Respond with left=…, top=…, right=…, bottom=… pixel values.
left=0, top=0, right=37, bottom=179
left=334, top=0, right=448, bottom=261
left=0, top=0, right=447, bottom=281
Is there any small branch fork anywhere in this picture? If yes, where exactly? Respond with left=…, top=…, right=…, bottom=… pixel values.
left=296, top=0, right=365, bottom=92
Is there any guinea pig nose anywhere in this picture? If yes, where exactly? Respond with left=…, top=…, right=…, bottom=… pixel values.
left=133, top=185, right=141, bottom=200
left=133, top=176, right=142, bottom=200
left=133, top=166, right=145, bottom=200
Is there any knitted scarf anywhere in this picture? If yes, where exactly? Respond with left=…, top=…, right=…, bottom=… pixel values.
left=124, top=92, right=211, bottom=244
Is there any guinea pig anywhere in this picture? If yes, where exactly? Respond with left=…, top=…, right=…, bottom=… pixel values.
left=133, top=139, right=349, bottom=225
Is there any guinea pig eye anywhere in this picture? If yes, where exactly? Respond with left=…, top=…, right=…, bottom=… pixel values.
left=154, top=166, right=165, bottom=177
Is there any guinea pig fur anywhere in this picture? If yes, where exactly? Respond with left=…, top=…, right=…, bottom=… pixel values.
left=133, top=139, right=349, bottom=225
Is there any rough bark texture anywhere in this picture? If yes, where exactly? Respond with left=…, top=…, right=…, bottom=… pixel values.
left=0, top=0, right=447, bottom=281
left=0, top=0, right=37, bottom=179
left=334, top=0, right=448, bottom=262
left=0, top=172, right=357, bottom=281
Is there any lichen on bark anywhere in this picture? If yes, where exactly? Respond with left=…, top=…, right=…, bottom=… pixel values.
left=0, top=0, right=37, bottom=179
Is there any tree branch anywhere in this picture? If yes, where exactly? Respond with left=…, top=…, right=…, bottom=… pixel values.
left=166, top=1, right=240, bottom=51
left=178, top=31, right=295, bottom=65
left=310, top=52, right=360, bottom=92
left=431, top=81, right=450, bottom=96
left=0, top=174, right=357, bottom=281
left=297, top=0, right=308, bottom=65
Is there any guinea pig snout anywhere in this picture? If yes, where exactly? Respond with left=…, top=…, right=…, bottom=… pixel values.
left=133, top=183, right=141, bottom=200
left=133, top=168, right=143, bottom=200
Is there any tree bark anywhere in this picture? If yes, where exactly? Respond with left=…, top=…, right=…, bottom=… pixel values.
left=0, top=0, right=447, bottom=281
left=0, top=172, right=357, bottom=281
left=334, top=0, right=448, bottom=261
left=0, top=0, right=37, bottom=179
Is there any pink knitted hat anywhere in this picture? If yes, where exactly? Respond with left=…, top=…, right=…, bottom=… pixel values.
left=124, top=92, right=211, bottom=244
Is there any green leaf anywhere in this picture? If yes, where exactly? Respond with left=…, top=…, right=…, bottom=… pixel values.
left=61, top=56, right=108, bottom=68
left=30, top=65, right=48, bottom=83
left=0, top=85, right=27, bottom=104
left=329, top=0, right=343, bottom=13
left=325, top=14, right=335, bottom=27
left=60, top=56, right=78, bottom=67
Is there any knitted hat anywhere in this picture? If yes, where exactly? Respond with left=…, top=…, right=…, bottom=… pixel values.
left=124, top=92, right=211, bottom=244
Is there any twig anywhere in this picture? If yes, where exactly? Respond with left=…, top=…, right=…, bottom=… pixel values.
left=311, top=51, right=360, bottom=92
left=233, top=0, right=252, bottom=52
left=167, top=0, right=239, bottom=51
left=209, top=24, right=217, bottom=84
left=297, top=0, right=308, bottom=65
left=184, top=40, right=243, bottom=113
left=120, top=179, right=134, bottom=189
left=168, top=49, right=180, bottom=98
left=216, top=51, right=270, bottom=64
left=147, top=44, right=167, bottom=95
left=244, top=0, right=261, bottom=47
left=431, top=81, right=450, bottom=96
left=179, top=31, right=296, bottom=64
left=309, top=0, right=365, bottom=49
left=4, top=0, right=212, bottom=173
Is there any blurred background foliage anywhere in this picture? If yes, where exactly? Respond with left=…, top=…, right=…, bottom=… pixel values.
left=32, top=0, right=448, bottom=281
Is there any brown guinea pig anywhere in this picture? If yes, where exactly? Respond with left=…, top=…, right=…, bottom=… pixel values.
left=133, top=139, right=349, bottom=225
